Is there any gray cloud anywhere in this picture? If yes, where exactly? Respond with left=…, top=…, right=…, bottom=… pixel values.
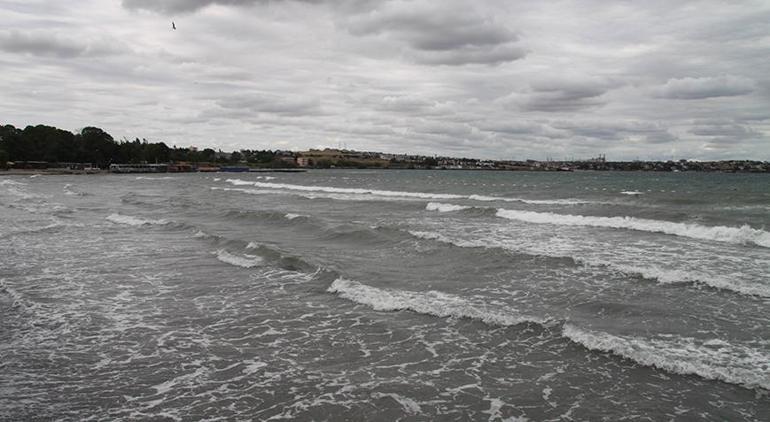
left=654, top=75, right=755, bottom=100
left=0, top=30, right=125, bottom=58
left=123, top=0, right=263, bottom=14
left=502, top=77, right=619, bottom=112
left=216, top=92, right=322, bottom=116
left=691, top=124, right=753, bottom=138
left=344, top=2, right=526, bottom=65
left=2, top=0, right=769, bottom=160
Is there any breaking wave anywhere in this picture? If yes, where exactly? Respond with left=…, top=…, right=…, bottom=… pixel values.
left=407, top=229, right=770, bottom=297
left=328, top=278, right=770, bottom=391
left=328, top=278, right=551, bottom=327
left=426, top=202, right=471, bottom=213
left=562, top=324, right=770, bottom=391
left=495, top=209, right=770, bottom=248
left=106, top=213, right=169, bottom=226
left=225, top=179, right=587, bottom=205
left=214, top=250, right=263, bottom=268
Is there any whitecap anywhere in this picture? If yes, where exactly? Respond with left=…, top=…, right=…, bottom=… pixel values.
left=426, top=202, right=470, bottom=213
left=495, top=209, right=770, bottom=248
left=327, top=278, right=550, bottom=327
left=408, top=229, right=770, bottom=297
left=106, top=213, right=169, bottom=226
left=562, top=324, right=770, bottom=391
left=215, top=250, right=263, bottom=268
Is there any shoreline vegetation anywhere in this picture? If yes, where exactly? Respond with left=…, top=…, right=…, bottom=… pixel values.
left=2, top=124, right=769, bottom=174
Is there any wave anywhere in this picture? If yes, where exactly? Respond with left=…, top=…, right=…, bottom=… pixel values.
left=1, top=221, right=73, bottom=239
left=224, top=179, right=587, bottom=205
left=327, top=278, right=551, bottom=327
left=563, top=324, right=770, bottom=391
left=601, top=262, right=770, bottom=297
left=63, top=184, right=90, bottom=196
left=223, top=209, right=315, bottom=225
left=495, top=209, right=770, bottom=248
left=215, top=250, right=263, bottom=268
left=2, top=184, right=46, bottom=200
left=468, top=194, right=589, bottom=205
left=227, top=179, right=463, bottom=200
left=106, top=213, right=169, bottom=226
left=328, top=277, right=769, bottom=391
left=620, top=191, right=644, bottom=195
left=0, top=279, right=34, bottom=311
left=407, top=229, right=770, bottom=297
left=426, top=202, right=471, bottom=213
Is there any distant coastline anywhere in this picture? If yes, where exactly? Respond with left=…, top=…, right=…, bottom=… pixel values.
left=2, top=123, right=769, bottom=173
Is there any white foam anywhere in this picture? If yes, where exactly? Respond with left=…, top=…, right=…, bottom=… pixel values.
left=215, top=250, right=263, bottom=268
left=495, top=209, right=770, bottom=248
left=426, top=202, right=470, bottom=213
left=604, top=262, right=770, bottom=297
left=224, top=179, right=584, bottom=205
left=470, top=194, right=588, bottom=205
left=192, top=230, right=210, bottom=238
left=284, top=213, right=305, bottom=220
left=408, top=229, right=770, bottom=297
left=242, top=360, right=268, bottom=375
left=371, top=393, right=421, bottom=415
left=620, top=191, right=644, bottom=195
left=135, top=176, right=174, bottom=180
left=563, top=324, right=770, bottom=391
left=226, top=179, right=463, bottom=200
left=328, top=278, right=549, bottom=326
left=211, top=187, right=284, bottom=196
left=106, top=213, right=169, bottom=226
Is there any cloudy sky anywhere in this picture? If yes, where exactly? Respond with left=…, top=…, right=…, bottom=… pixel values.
left=2, top=0, right=769, bottom=160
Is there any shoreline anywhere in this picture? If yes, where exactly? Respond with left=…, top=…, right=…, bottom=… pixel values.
left=3, top=168, right=770, bottom=176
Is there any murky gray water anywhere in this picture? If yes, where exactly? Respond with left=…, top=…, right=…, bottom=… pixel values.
left=1, top=170, right=769, bottom=421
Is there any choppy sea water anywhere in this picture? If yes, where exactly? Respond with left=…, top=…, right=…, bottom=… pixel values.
left=1, top=170, right=769, bottom=421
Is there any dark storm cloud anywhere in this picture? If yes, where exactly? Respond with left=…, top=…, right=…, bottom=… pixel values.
left=0, top=30, right=125, bottom=58
left=654, top=75, right=755, bottom=100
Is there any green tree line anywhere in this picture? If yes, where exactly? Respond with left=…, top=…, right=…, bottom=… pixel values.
left=0, top=124, right=291, bottom=168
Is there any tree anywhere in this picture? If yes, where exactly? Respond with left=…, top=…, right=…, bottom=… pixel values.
left=0, top=148, right=8, bottom=169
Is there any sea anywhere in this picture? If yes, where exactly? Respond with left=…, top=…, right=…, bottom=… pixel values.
left=1, top=170, right=769, bottom=421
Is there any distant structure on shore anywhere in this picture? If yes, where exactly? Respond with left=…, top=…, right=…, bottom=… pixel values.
left=2, top=124, right=768, bottom=174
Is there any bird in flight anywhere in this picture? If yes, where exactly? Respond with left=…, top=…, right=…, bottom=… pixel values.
left=172, top=21, right=176, bottom=30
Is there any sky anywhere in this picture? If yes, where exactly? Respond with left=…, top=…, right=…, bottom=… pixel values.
left=1, top=0, right=769, bottom=160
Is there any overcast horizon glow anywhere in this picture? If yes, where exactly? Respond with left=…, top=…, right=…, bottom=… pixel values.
left=1, top=0, right=769, bottom=160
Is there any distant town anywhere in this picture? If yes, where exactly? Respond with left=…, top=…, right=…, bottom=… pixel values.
left=2, top=124, right=769, bottom=174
